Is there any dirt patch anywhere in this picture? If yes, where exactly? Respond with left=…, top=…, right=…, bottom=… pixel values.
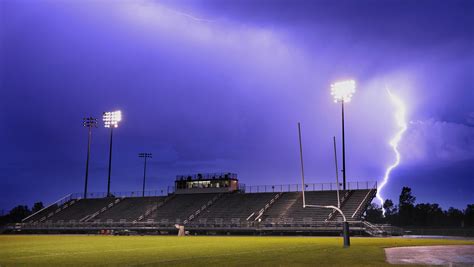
left=385, top=245, right=474, bottom=265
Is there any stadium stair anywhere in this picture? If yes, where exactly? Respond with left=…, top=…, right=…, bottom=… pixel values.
left=325, top=190, right=353, bottom=222
left=134, top=195, right=175, bottom=222
left=183, top=193, right=223, bottom=224
left=251, top=192, right=283, bottom=221
left=193, top=192, right=278, bottom=227
left=145, top=193, right=221, bottom=226
left=45, top=198, right=119, bottom=223
left=351, top=188, right=377, bottom=219
left=80, top=198, right=123, bottom=222
left=23, top=196, right=80, bottom=224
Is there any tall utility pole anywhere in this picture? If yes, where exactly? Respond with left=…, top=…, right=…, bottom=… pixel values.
left=333, top=136, right=341, bottom=208
left=331, top=80, right=356, bottom=190
left=138, top=153, right=152, bottom=197
left=341, top=101, right=346, bottom=190
left=83, top=117, right=97, bottom=199
left=103, top=110, right=122, bottom=197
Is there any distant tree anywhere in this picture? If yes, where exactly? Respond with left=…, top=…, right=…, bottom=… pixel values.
left=382, top=199, right=399, bottom=224
left=413, top=203, right=443, bottom=226
left=383, top=199, right=396, bottom=216
left=364, top=188, right=472, bottom=229
left=364, top=203, right=384, bottom=223
left=445, top=207, right=464, bottom=227
left=399, top=187, right=416, bottom=207
left=398, top=187, right=416, bottom=226
left=6, top=205, right=31, bottom=223
left=465, top=204, right=474, bottom=227
left=32, top=202, right=44, bottom=213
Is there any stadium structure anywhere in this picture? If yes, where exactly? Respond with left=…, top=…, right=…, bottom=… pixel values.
left=17, top=173, right=390, bottom=236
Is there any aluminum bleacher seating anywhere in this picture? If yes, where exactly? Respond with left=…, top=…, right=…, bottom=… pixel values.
left=93, top=196, right=165, bottom=222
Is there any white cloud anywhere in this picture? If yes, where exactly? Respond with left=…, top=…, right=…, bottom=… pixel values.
left=400, top=118, right=474, bottom=165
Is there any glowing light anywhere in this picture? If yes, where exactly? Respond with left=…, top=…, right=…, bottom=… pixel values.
left=331, top=80, right=356, bottom=103
left=103, top=110, right=122, bottom=128
left=377, top=89, right=407, bottom=215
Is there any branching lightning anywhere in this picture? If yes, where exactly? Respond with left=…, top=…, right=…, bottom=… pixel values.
left=377, top=89, right=408, bottom=215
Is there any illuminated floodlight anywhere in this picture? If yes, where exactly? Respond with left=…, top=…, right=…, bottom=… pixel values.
left=331, top=80, right=356, bottom=103
left=103, top=110, right=122, bottom=128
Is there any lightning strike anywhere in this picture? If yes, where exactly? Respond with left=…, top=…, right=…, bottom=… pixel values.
left=377, top=89, right=408, bottom=215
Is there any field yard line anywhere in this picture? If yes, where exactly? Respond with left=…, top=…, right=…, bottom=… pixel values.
left=5, top=244, right=189, bottom=261
left=134, top=244, right=318, bottom=265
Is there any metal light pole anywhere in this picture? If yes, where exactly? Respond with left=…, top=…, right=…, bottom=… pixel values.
left=103, top=110, right=122, bottom=197
left=138, top=153, right=152, bottom=197
left=83, top=117, right=97, bottom=199
left=331, top=80, right=356, bottom=191
left=333, top=136, right=341, bottom=208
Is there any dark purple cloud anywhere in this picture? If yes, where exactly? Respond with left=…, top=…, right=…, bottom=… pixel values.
left=0, top=0, right=473, bottom=211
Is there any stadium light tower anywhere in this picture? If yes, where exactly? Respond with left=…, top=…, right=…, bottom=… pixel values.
left=83, top=117, right=97, bottom=199
left=138, top=153, right=152, bottom=197
left=331, top=80, right=356, bottom=190
left=103, top=110, right=122, bottom=197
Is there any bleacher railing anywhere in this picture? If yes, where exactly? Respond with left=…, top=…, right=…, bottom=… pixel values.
left=70, top=187, right=176, bottom=200
left=176, top=172, right=237, bottom=180
left=16, top=219, right=372, bottom=231
left=67, top=181, right=376, bottom=199
left=21, top=193, right=74, bottom=223
left=243, top=181, right=377, bottom=193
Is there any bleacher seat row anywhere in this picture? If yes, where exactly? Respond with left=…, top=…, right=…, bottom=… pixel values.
left=23, top=189, right=376, bottom=228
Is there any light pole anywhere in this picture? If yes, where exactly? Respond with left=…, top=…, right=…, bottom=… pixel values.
left=103, top=110, right=122, bottom=197
left=83, top=117, right=97, bottom=199
left=138, top=153, right=152, bottom=197
left=331, top=80, right=356, bottom=190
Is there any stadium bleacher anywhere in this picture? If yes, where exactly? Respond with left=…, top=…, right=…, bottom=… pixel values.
left=148, top=193, right=221, bottom=225
left=93, top=197, right=165, bottom=223
left=18, top=177, right=377, bottom=235
left=197, top=192, right=277, bottom=225
left=46, top=198, right=118, bottom=223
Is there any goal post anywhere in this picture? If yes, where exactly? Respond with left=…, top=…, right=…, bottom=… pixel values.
left=298, top=122, right=350, bottom=247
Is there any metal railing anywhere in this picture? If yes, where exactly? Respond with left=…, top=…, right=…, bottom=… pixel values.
left=176, top=172, right=237, bottom=180
left=71, top=187, right=175, bottom=199
left=21, top=193, right=74, bottom=223
left=16, top=219, right=370, bottom=230
left=243, top=181, right=377, bottom=193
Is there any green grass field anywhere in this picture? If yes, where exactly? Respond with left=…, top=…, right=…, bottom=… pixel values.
left=0, top=235, right=473, bottom=266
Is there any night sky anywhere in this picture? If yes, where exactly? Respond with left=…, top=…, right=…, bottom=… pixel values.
left=1, top=0, right=473, bottom=212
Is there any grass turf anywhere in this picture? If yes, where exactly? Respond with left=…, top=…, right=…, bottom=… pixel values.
left=0, top=235, right=473, bottom=266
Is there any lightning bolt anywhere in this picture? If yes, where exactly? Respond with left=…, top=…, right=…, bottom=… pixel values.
left=376, top=89, right=408, bottom=215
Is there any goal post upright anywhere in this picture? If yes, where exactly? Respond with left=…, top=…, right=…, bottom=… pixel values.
left=297, top=122, right=350, bottom=248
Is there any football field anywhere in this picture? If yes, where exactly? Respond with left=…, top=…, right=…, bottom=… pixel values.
left=1, top=235, right=473, bottom=266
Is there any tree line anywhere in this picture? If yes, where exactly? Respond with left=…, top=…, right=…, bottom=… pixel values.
left=0, top=202, right=44, bottom=225
left=364, top=187, right=474, bottom=227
